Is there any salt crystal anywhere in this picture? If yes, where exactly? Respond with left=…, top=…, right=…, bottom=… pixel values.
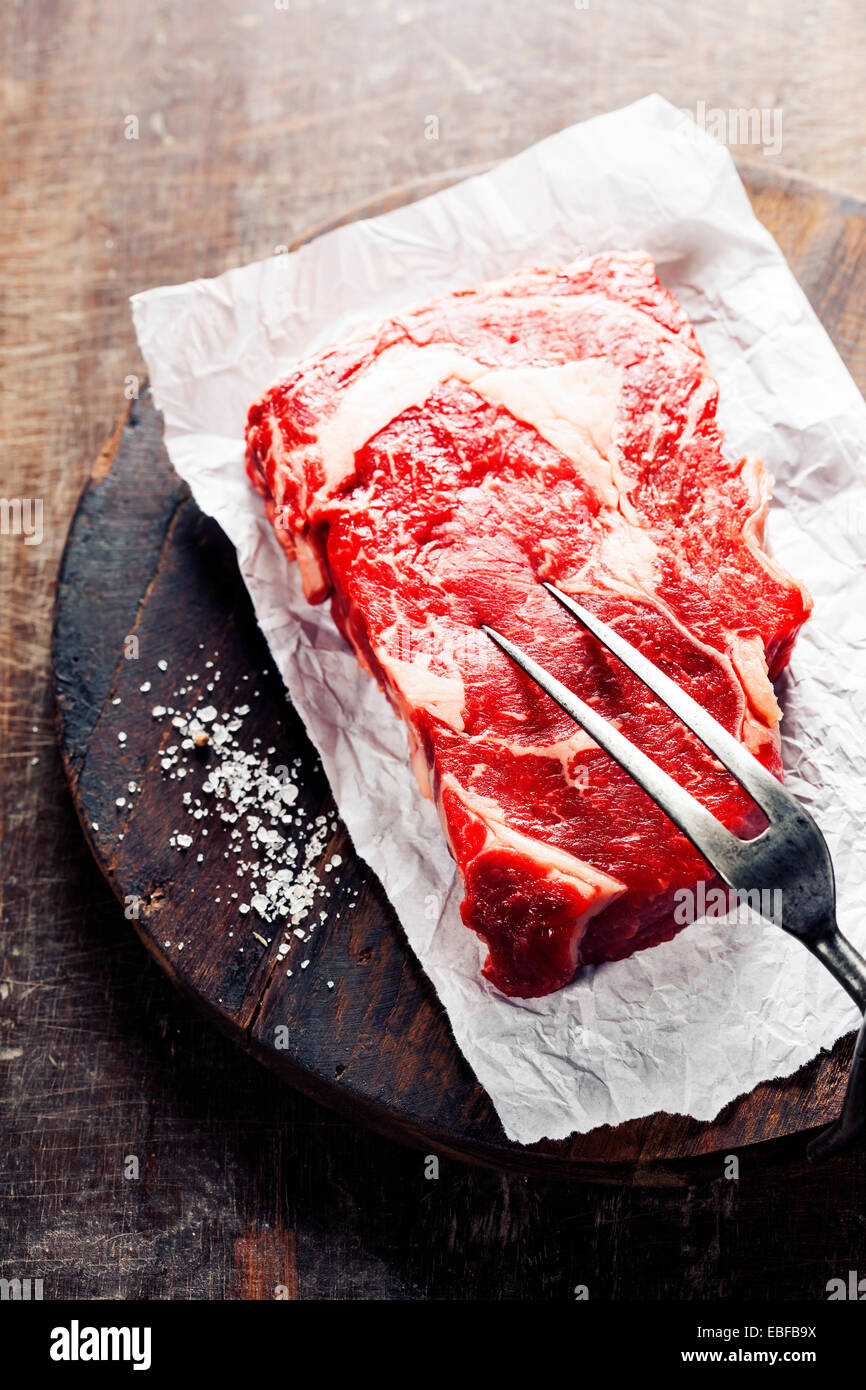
left=127, top=677, right=338, bottom=972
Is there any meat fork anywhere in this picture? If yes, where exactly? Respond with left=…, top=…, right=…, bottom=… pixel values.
left=483, top=583, right=866, bottom=1163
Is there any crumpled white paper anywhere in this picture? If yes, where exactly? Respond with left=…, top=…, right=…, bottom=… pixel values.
left=131, top=94, right=866, bottom=1144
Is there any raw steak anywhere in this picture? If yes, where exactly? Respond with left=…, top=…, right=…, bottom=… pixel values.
left=246, top=253, right=812, bottom=998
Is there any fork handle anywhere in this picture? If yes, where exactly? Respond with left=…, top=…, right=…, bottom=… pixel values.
left=806, top=929, right=866, bottom=1162
left=807, top=1014, right=866, bottom=1163
left=812, top=931, right=866, bottom=1011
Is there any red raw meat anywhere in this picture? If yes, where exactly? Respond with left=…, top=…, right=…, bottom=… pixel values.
left=246, top=253, right=812, bottom=998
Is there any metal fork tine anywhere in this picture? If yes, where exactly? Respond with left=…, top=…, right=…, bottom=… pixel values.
left=542, top=583, right=790, bottom=820
left=481, top=624, right=743, bottom=881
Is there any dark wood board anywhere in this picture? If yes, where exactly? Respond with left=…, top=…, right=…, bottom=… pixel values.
left=53, top=165, right=866, bottom=1180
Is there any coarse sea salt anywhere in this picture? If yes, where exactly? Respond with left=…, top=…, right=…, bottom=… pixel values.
left=141, top=659, right=342, bottom=975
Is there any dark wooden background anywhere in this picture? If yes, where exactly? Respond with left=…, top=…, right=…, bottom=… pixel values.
left=3, top=0, right=866, bottom=1300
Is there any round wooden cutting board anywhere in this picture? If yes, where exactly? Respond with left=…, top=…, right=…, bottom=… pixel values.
left=53, top=164, right=866, bottom=1181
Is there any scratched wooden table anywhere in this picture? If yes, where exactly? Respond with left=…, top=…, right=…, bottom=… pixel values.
left=3, top=0, right=866, bottom=1300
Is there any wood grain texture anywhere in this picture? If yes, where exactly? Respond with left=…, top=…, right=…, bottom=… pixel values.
left=50, top=214, right=863, bottom=1176
left=3, top=0, right=866, bottom=1299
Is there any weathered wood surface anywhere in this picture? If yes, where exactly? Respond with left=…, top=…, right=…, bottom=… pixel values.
left=3, top=0, right=866, bottom=1299
left=51, top=287, right=863, bottom=1175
